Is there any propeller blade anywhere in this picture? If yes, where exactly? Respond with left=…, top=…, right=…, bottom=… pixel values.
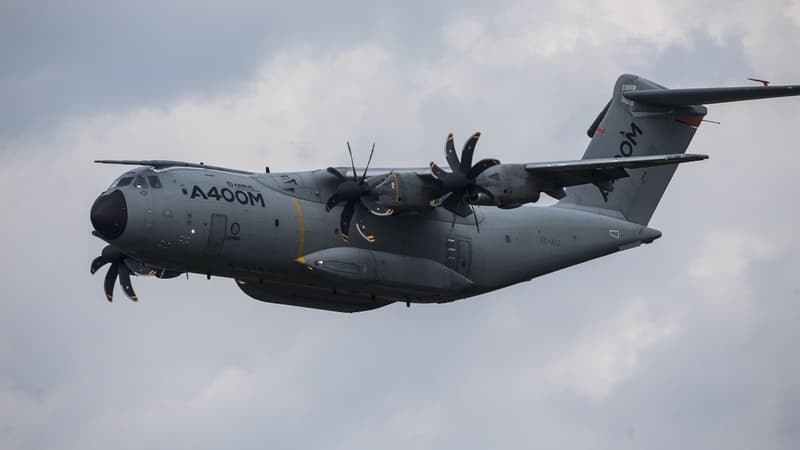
left=327, top=167, right=347, bottom=181
left=340, top=201, right=356, bottom=242
left=346, top=141, right=357, bottom=181
left=360, top=193, right=394, bottom=216
left=365, top=174, right=385, bottom=190
left=90, top=255, right=111, bottom=274
left=429, top=192, right=452, bottom=207
left=368, top=207, right=394, bottom=216
left=123, top=258, right=150, bottom=275
left=445, top=133, right=461, bottom=173
left=118, top=263, right=138, bottom=302
left=104, top=263, right=119, bottom=302
left=101, top=245, right=122, bottom=259
left=360, top=142, right=375, bottom=182
left=460, top=132, right=481, bottom=173
left=430, top=161, right=449, bottom=180
left=470, top=183, right=496, bottom=202
left=467, top=158, right=500, bottom=179
left=442, top=193, right=472, bottom=217
left=358, top=174, right=388, bottom=213
left=356, top=220, right=376, bottom=243
left=325, top=193, right=343, bottom=212
left=470, top=204, right=480, bottom=233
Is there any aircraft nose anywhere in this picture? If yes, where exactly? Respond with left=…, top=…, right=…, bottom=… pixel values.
left=91, top=189, right=128, bottom=241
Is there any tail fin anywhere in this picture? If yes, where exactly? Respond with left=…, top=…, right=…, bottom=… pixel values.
left=561, top=74, right=706, bottom=225
left=561, top=74, right=800, bottom=225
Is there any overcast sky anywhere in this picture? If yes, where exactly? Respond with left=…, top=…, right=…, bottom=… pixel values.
left=2, top=1, right=800, bottom=449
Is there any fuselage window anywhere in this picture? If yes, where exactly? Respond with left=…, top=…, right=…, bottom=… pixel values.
left=134, top=176, right=148, bottom=189
left=116, top=177, right=133, bottom=187
left=147, top=175, right=162, bottom=188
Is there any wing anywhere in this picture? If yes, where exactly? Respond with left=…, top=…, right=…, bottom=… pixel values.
left=95, top=160, right=255, bottom=175
left=525, top=153, right=707, bottom=193
left=330, top=166, right=434, bottom=179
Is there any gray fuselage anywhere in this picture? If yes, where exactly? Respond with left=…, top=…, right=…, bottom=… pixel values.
left=92, top=164, right=660, bottom=311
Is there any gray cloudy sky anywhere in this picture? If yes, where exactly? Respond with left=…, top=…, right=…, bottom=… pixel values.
left=2, top=1, right=800, bottom=449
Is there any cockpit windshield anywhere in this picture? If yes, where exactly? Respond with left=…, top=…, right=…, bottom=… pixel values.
left=110, top=170, right=162, bottom=190
left=147, top=175, right=162, bottom=188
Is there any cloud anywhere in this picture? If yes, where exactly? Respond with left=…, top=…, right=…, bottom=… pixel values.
left=688, top=228, right=778, bottom=315
left=547, top=301, right=680, bottom=399
left=789, top=0, right=800, bottom=26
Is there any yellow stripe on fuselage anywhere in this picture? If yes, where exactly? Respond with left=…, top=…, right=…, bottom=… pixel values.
left=292, top=197, right=306, bottom=263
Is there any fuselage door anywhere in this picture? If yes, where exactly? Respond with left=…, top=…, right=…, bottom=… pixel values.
left=446, top=236, right=472, bottom=277
left=206, top=214, right=227, bottom=255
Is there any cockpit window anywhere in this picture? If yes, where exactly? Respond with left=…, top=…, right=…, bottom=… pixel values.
left=134, top=176, right=148, bottom=189
left=147, top=175, right=162, bottom=188
left=116, top=177, right=133, bottom=187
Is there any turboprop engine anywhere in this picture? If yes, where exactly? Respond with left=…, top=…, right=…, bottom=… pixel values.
left=475, top=164, right=541, bottom=208
left=362, top=172, right=440, bottom=214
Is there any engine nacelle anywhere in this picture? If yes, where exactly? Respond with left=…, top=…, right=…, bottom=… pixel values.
left=365, top=172, right=439, bottom=213
left=476, top=164, right=541, bottom=207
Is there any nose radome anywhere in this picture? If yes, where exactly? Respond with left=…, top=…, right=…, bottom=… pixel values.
left=91, top=189, right=128, bottom=241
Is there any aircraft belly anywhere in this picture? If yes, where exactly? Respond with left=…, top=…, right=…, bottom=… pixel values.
left=237, top=280, right=395, bottom=313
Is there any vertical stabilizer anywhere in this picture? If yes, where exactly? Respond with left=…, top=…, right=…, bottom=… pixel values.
left=561, top=74, right=707, bottom=225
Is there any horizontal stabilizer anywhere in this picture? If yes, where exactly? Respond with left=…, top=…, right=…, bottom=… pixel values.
left=624, top=85, right=800, bottom=106
left=526, top=153, right=708, bottom=173
left=526, top=153, right=707, bottom=198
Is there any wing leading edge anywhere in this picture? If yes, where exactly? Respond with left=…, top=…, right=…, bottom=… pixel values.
left=95, top=160, right=255, bottom=175
left=525, top=153, right=707, bottom=172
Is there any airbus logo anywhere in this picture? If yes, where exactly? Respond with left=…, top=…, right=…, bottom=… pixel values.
left=602, top=122, right=644, bottom=202
left=617, top=122, right=643, bottom=158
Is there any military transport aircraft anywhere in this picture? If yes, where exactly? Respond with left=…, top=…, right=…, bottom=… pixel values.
left=89, top=74, right=800, bottom=312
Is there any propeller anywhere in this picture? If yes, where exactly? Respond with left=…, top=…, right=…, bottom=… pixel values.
left=429, top=132, right=500, bottom=226
left=90, top=245, right=139, bottom=302
left=325, top=142, right=380, bottom=243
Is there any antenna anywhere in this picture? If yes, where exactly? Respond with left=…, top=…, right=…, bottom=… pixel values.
left=747, top=77, right=770, bottom=86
